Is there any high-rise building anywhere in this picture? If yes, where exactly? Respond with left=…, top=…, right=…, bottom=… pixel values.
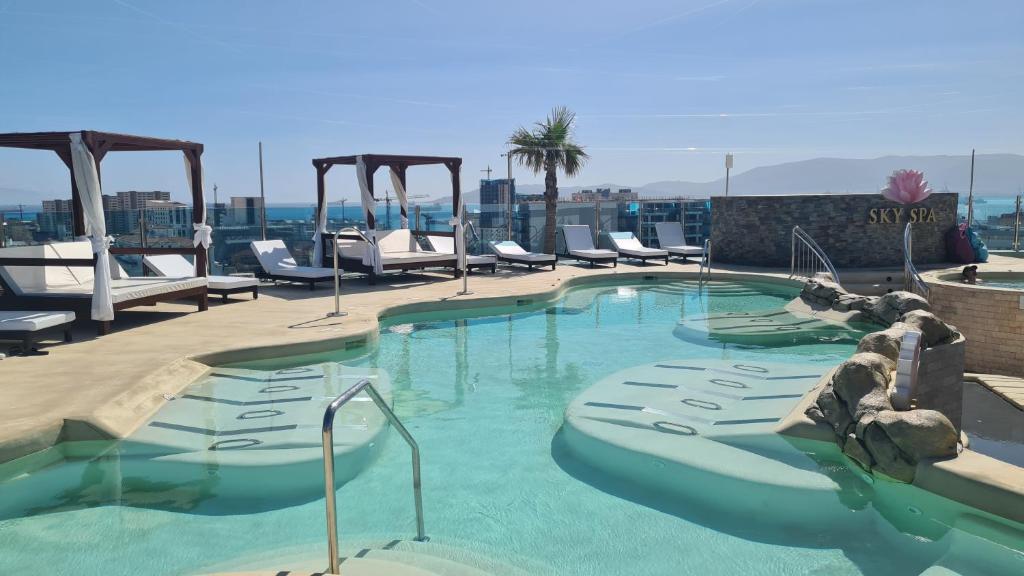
left=41, top=199, right=74, bottom=213
left=571, top=188, right=638, bottom=202
left=228, top=197, right=264, bottom=226
left=478, top=178, right=515, bottom=231
left=115, top=190, right=171, bottom=210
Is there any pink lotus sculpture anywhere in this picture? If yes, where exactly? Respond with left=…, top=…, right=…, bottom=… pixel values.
left=881, top=169, right=932, bottom=204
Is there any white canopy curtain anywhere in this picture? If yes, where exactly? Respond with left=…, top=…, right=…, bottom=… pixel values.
left=388, top=168, right=409, bottom=229
left=311, top=187, right=328, bottom=267
left=356, top=156, right=384, bottom=274
left=69, top=132, right=114, bottom=322
left=185, top=153, right=212, bottom=275
left=452, top=167, right=466, bottom=275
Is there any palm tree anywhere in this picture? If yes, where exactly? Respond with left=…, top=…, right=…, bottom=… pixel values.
left=508, top=106, right=589, bottom=254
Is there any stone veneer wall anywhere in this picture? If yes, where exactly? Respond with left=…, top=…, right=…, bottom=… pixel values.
left=926, top=281, right=1024, bottom=378
left=710, top=192, right=957, bottom=268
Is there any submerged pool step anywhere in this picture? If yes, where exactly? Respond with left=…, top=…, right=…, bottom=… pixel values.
left=199, top=538, right=532, bottom=576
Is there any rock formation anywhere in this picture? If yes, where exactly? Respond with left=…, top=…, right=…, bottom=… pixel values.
left=800, top=280, right=963, bottom=483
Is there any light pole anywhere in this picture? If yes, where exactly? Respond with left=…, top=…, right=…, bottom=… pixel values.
left=725, top=153, right=734, bottom=197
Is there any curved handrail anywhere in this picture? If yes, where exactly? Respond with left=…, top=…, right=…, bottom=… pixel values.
left=903, top=223, right=930, bottom=297
left=323, top=378, right=426, bottom=574
left=697, top=238, right=712, bottom=286
left=335, top=226, right=371, bottom=243
left=790, top=226, right=840, bottom=285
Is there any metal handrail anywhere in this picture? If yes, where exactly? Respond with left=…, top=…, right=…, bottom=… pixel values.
left=327, top=226, right=346, bottom=318
left=790, top=226, right=840, bottom=285
left=322, top=378, right=426, bottom=574
left=697, top=238, right=711, bottom=286
left=903, top=223, right=930, bottom=297
left=335, top=226, right=371, bottom=243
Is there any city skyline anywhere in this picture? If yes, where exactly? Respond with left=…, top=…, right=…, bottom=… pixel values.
left=2, top=0, right=1022, bottom=204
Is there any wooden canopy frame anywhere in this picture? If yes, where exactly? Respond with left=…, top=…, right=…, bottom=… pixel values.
left=0, top=130, right=208, bottom=274
left=310, top=154, right=464, bottom=281
left=0, top=130, right=209, bottom=334
left=311, top=153, right=462, bottom=232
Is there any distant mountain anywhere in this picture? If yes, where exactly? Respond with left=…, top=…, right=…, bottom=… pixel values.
left=449, top=154, right=1024, bottom=203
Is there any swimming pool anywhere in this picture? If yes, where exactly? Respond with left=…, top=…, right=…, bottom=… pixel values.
left=1, top=279, right=1022, bottom=575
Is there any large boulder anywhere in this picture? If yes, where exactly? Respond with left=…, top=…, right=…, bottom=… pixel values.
left=801, top=279, right=847, bottom=307
left=831, top=352, right=894, bottom=417
left=899, top=310, right=958, bottom=348
left=842, top=434, right=874, bottom=471
left=862, top=423, right=917, bottom=482
left=873, top=409, right=959, bottom=461
left=832, top=293, right=876, bottom=313
left=855, top=324, right=908, bottom=363
left=812, top=382, right=853, bottom=436
left=868, top=291, right=930, bottom=326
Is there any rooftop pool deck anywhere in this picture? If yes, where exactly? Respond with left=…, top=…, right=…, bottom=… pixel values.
left=1, top=256, right=1022, bottom=575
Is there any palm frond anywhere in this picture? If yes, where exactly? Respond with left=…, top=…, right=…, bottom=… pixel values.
left=507, top=106, right=587, bottom=177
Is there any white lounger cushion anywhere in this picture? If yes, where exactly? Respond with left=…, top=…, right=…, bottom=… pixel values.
left=654, top=222, right=704, bottom=255
left=426, top=236, right=496, bottom=266
left=561, top=225, right=617, bottom=258
left=0, top=311, right=76, bottom=332
left=569, top=248, right=618, bottom=259
left=144, top=255, right=258, bottom=291
left=251, top=240, right=334, bottom=278
left=608, top=232, right=668, bottom=257
left=489, top=241, right=556, bottom=262
left=0, top=241, right=97, bottom=295
left=380, top=251, right=457, bottom=265
left=19, top=277, right=207, bottom=303
left=0, top=241, right=206, bottom=302
left=334, top=230, right=455, bottom=268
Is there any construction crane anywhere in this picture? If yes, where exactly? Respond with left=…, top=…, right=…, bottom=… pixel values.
left=383, top=189, right=428, bottom=230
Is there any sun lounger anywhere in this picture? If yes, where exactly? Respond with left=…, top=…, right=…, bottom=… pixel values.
left=488, top=241, right=557, bottom=270
left=0, top=310, right=75, bottom=355
left=250, top=240, right=337, bottom=290
left=0, top=241, right=207, bottom=334
left=144, top=254, right=258, bottom=302
left=654, top=222, right=705, bottom=261
left=606, top=232, right=669, bottom=265
left=559, top=225, right=617, bottom=267
left=333, top=229, right=458, bottom=284
left=425, top=235, right=497, bottom=273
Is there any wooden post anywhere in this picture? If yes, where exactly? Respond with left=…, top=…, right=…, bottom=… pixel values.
left=187, top=147, right=208, bottom=277
left=449, top=160, right=462, bottom=279
left=315, top=162, right=327, bottom=266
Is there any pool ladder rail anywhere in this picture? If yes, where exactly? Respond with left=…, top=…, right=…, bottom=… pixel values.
left=902, top=223, right=930, bottom=298
left=697, top=238, right=712, bottom=287
left=322, top=378, right=427, bottom=575
left=790, top=226, right=841, bottom=286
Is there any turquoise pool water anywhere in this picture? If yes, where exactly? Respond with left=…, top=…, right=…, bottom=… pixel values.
left=983, top=279, right=1024, bottom=290
left=1, top=280, right=1022, bottom=575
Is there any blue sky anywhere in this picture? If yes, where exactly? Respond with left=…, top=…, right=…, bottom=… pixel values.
left=1, top=0, right=1021, bottom=204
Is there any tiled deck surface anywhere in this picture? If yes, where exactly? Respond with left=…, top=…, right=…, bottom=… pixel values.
left=967, top=373, right=1024, bottom=411
left=5, top=258, right=790, bottom=463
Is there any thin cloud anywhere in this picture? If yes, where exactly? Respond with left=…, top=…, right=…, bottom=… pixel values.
left=252, top=85, right=458, bottom=110
left=111, top=0, right=244, bottom=53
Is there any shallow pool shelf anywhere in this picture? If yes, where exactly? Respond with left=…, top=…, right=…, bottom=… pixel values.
left=0, top=364, right=392, bottom=517
left=673, top=309, right=866, bottom=347
left=560, top=359, right=859, bottom=532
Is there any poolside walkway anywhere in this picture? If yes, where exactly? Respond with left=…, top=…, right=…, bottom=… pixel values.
left=967, top=373, right=1024, bottom=411
left=1, top=259, right=792, bottom=463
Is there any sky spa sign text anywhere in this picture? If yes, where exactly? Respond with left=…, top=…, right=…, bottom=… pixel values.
left=867, top=206, right=937, bottom=225
left=868, top=169, right=935, bottom=224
